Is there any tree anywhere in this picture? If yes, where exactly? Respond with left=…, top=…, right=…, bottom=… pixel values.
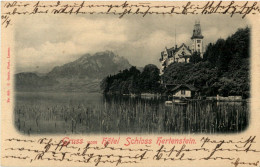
left=189, top=51, right=202, bottom=64
left=100, top=27, right=250, bottom=98
left=162, top=27, right=250, bottom=98
left=139, top=64, right=160, bottom=93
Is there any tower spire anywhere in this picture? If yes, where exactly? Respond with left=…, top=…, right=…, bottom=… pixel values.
left=191, top=20, right=203, bottom=40
left=191, top=20, right=204, bottom=58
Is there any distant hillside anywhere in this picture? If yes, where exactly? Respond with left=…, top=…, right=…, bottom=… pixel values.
left=15, top=51, right=132, bottom=92
left=47, top=51, right=131, bottom=79
left=15, top=72, right=58, bottom=91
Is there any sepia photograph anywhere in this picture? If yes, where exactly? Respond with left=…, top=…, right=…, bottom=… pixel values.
left=2, top=1, right=260, bottom=167
left=14, top=14, right=250, bottom=134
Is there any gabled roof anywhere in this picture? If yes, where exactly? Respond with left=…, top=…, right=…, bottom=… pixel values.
left=182, top=43, right=192, bottom=53
left=162, top=43, right=192, bottom=59
left=171, top=84, right=198, bottom=92
left=167, top=46, right=175, bottom=52
left=166, top=46, right=176, bottom=58
left=176, top=43, right=192, bottom=55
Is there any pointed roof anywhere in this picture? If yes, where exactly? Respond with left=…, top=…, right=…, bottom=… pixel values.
left=171, top=84, right=198, bottom=92
left=167, top=46, right=176, bottom=58
left=176, top=43, right=192, bottom=55
left=191, top=21, right=204, bottom=39
left=162, top=43, right=192, bottom=59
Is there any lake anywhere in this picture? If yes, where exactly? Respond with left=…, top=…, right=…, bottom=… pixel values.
left=14, top=92, right=249, bottom=134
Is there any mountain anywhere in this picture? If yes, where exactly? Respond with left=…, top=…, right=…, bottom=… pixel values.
left=47, top=51, right=131, bottom=79
left=15, top=51, right=132, bottom=92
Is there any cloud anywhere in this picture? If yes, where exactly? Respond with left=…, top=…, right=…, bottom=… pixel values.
left=15, top=14, right=249, bottom=73
left=203, top=27, right=231, bottom=44
left=15, top=15, right=128, bottom=72
left=117, top=31, right=175, bottom=66
left=119, top=31, right=193, bottom=67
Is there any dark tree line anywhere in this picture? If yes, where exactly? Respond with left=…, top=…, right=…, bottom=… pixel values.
left=101, top=27, right=250, bottom=98
left=100, top=65, right=162, bottom=94
left=162, top=27, right=250, bottom=98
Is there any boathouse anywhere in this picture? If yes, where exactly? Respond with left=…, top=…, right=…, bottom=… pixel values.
left=168, top=84, right=198, bottom=99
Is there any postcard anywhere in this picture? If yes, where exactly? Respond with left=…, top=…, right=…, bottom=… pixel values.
left=1, top=1, right=260, bottom=166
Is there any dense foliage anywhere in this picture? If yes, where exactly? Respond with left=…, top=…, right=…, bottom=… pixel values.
left=162, top=27, right=250, bottom=98
left=100, top=65, right=162, bottom=94
left=189, top=51, right=202, bottom=64
left=101, top=27, right=250, bottom=98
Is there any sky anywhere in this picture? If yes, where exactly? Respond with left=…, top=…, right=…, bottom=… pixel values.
left=15, top=14, right=250, bottom=73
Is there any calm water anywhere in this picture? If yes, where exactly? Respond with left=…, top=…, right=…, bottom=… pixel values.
left=15, top=92, right=249, bottom=134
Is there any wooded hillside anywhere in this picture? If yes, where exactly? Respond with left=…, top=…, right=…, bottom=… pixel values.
left=162, top=27, right=250, bottom=98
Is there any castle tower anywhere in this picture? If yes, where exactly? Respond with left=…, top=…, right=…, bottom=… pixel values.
left=191, top=20, right=204, bottom=58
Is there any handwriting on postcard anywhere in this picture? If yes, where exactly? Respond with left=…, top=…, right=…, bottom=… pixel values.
left=1, top=1, right=260, bottom=28
left=2, top=136, right=260, bottom=166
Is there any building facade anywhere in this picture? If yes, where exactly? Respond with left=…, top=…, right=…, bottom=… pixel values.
left=165, top=84, right=198, bottom=99
left=159, top=21, right=204, bottom=75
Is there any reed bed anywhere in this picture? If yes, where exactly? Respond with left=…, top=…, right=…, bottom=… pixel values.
left=14, top=92, right=249, bottom=134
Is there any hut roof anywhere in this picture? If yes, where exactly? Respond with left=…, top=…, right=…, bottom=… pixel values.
left=171, top=84, right=198, bottom=92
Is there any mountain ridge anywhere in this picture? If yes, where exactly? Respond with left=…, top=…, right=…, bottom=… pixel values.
left=47, top=51, right=131, bottom=79
left=15, top=51, right=132, bottom=92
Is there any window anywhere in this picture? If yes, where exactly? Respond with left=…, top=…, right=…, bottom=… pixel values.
left=197, top=40, right=201, bottom=43
left=198, top=44, right=200, bottom=47
left=181, top=90, right=185, bottom=95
